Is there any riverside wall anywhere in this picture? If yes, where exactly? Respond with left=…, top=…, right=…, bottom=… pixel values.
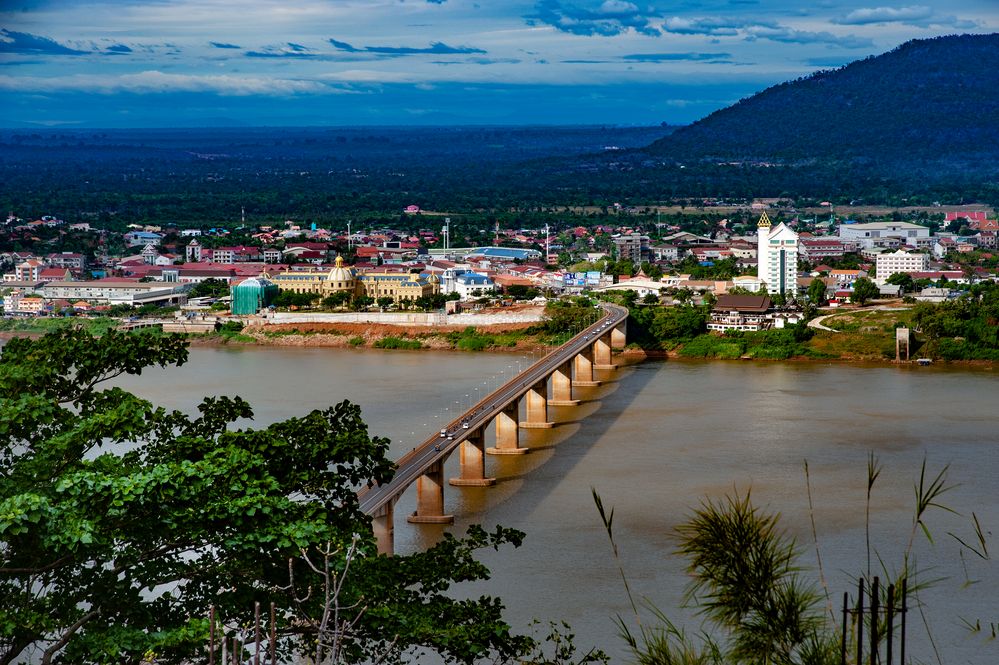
left=258, top=310, right=543, bottom=327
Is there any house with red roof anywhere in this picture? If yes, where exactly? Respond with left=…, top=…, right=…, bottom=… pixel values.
left=39, top=267, right=73, bottom=281
left=945, top=211, right=988, bottom=225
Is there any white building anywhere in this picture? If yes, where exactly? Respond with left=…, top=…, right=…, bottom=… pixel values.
left=440, top=268, right=495, bottom=299
left=875, top=250, right=930, bottom=284
left=186, top=239, right=203, bottom=262
left=838, top=221, right=931, bottom=249
left=40, top=281, right=186, bottom=306
left=756, top=212, right=799, bottom=296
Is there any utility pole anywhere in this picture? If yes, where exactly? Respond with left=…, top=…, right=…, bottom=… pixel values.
left=544, top=223, right=551, bottom=263
left=443, top=217, right=450, bottom=254
left=347, top=220, right=352, bottom=249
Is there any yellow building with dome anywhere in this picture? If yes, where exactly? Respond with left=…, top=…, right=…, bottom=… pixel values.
left=268, top=255, right=439, bottom=303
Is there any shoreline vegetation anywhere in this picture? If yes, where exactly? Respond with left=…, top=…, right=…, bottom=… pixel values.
left=1, top=302, right=996, bottom=366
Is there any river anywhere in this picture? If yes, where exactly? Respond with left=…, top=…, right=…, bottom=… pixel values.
left=114, top=346, right=999, bottom=664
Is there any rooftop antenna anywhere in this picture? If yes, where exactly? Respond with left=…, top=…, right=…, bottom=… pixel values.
left=494, top=219, right=500, bottom=245
left=347, top=220, right=352, bottom=249
left=443, top=217, right=450, bottom=254
left=544, top=223, right=550, bottom=262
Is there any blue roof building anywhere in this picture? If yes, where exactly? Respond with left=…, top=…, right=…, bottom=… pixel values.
left=463, top=246, right=542, bottom=261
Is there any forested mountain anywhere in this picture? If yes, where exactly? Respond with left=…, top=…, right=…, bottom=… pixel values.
left=643, top=34, right=999, bottom=170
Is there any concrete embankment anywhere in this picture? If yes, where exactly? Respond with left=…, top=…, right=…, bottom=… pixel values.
left=258, top=307, right=544, bottom=327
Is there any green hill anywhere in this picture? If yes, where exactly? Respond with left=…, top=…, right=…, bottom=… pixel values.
left=643, top=33, right=999, bottom=181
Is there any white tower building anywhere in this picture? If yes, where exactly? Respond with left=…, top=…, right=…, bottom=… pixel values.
left=756, top=212, right=799, bottom=296
left=186, top=238, right=202, bottom=263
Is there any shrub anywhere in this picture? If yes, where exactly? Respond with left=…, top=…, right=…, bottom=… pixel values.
left=679, top=335, right=745, bottom=359
left=373, top=336, right=422, bottom=350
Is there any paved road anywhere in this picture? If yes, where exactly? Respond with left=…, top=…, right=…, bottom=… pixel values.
left=807, top=313, right=841, bottom=332
left=358, top=302, right=629, bottom=515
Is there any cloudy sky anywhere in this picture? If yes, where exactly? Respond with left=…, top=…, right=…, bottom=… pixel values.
left=1, top=0, right=995, bottom=127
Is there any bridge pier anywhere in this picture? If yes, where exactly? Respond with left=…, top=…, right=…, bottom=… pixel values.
left=593, top=332, right=615, bottom=370
left=548, top=360, right=579, bottom=406
left=372, top=502, right=394, bottom=556
left=407, top=461, right=454, bottom=524
left=521, top=379, right=554, bottom=428
left=573, top=346, right=601, bottom=387
left=611, top=321, right=627, bottom=349
left=449, top=427, right=495, bottom=486
left=488, top=401, right=528, bottom=455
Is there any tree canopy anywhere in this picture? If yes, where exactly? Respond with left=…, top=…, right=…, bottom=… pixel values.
left=0, top=329, right=541, bottom=664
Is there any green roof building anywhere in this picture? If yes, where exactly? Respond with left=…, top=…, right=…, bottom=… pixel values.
left=230, top=277, right=278, bottom=315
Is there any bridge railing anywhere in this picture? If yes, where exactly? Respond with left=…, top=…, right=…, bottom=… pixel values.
left=373, top=305, right=620, bottom=481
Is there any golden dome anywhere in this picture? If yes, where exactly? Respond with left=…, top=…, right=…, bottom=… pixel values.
left=327, top=254, right=356, bottom=283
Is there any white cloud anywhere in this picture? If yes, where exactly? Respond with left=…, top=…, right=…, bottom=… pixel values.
left=0, top=70, right=341, bottom=95
left=835, top=5, right=978, bottom=29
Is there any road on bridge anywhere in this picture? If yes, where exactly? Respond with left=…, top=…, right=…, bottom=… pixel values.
left=358, top=302, right=629, bottom=516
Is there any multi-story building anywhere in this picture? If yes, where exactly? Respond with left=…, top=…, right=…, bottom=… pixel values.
left=707, top=294, right=773, bottom=332
left=14, top=260, right=44, bottom=282
left=838, top=221, right=931, bottom=249
left=47, top=252, right=88, bottom=271
left=268, top=256, right=440, bottom=304
left=875, top=250, right=930, bottom=284
left=613, top=234, right=650, bottom=264
left=651, top=244, right=679, bottom=262
left=211, top=246, right=262, bottom=264
left=799, top=238, right=850, bottom=262
left=186, top=239, right=203, bottom=262
left=3, top=292, right=47, bottom=315
left=441, top=269, right=495, bottom=299
left=40, top=281, right=186, bottom=306
left=756, top=212, right=799, bottom=296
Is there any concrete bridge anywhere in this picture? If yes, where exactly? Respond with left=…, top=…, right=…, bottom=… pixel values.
left=359, top=303, right=629, bottom=554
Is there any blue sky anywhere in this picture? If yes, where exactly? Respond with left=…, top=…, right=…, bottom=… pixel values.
left=1, top=0, right=995, bottom=127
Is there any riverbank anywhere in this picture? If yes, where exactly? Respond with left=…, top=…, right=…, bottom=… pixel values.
left=3, top=306, right=994, bottom=365
left=185, top=320, right=555, bottom=353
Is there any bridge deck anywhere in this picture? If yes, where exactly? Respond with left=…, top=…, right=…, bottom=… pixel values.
left=358, top=303, right=628, bottom=516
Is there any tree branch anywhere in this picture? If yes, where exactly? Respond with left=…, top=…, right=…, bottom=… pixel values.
left=40, top=609, right=99, bottom=665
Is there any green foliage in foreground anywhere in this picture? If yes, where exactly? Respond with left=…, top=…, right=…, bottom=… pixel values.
left=676, top=496, right=838, bottom=665
left=0, top=328, right=558, bottom=664
left=595, top=490, right=838, bottom=665
left=594, top=453, right=993, bottom=665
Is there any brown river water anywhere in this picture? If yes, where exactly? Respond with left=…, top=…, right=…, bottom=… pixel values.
left=113, top=347, right=999, bottom=664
